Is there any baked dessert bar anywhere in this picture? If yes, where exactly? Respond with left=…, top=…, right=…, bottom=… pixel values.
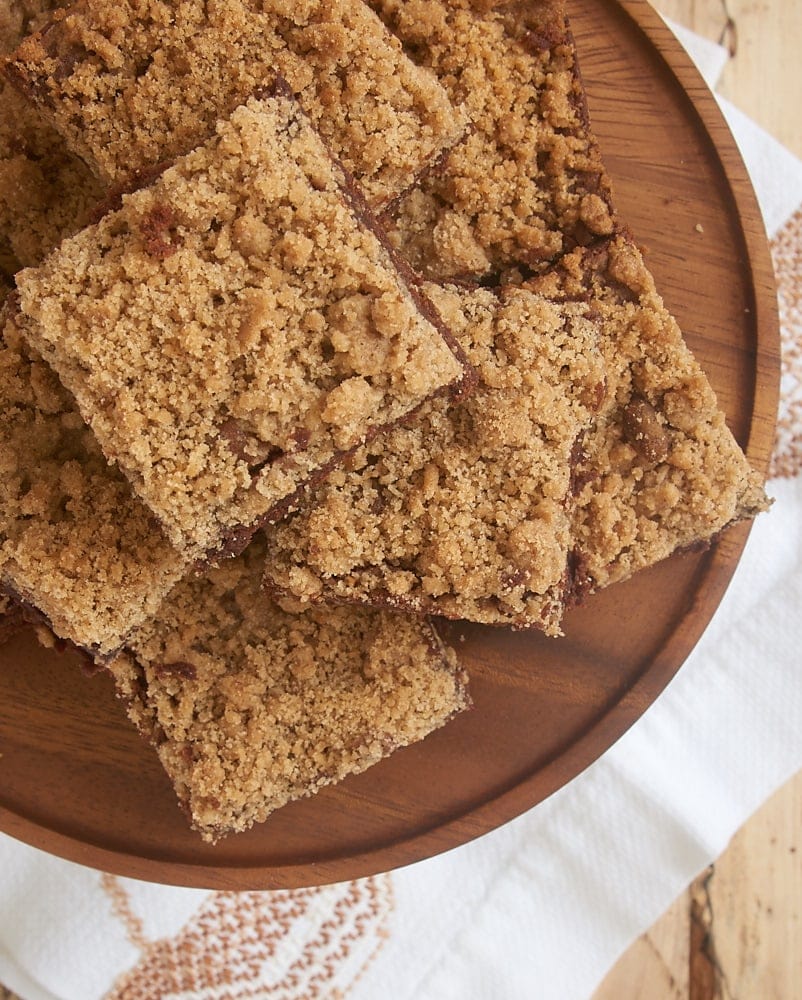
left=108, top=539, right=470, bottom=842
left=526, top=234, right=770, bottom=597
left=371, top=0, right=616, bottom=281
left=16, top=92, right=473, bottom=563
left=0, top=82, right=103, bottom=267
left=0, top=0, right=103, bottom=267
left=264, top=280, right=605, bottom=633
left=4, top=0, right=468, bottom=211
left=0, top=302, right=187, bottom=656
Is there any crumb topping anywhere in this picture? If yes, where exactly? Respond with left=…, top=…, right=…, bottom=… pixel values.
left=16, top=94, right=469, bottom=561
left=109, top=539, right=470, bottom=841
left=526, top=235, right=770, bottom=595
left=265, top=281, right=605, bottom=632
left=371, top=0, right=616, bottom=280
left=4, top=0, right=468, bottom=209
left=0, top=304, right=186, bottom=654
left=0, top=0, right=103, bottom=267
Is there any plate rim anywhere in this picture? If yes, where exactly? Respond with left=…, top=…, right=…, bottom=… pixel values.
left=0, top=0, right=781, bottom=889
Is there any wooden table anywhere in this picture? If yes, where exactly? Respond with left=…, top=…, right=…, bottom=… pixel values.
left=594, top=4, right=802, bottom=998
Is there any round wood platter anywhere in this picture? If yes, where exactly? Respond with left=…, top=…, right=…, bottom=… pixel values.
left=0, top=0, right=780, bottom=889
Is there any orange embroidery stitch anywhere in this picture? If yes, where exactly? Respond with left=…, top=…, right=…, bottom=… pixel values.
left=770, top=206, right=802, bottom=479
left=106, top=876, right=394, bottom=999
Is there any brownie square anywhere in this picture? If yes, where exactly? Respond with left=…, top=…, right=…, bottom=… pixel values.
left=0, top=304, right=187, bottom=656
left=4, top=0, right=468, bottom=211
left=370, top=0, right=616, bottom=281
left=0, top=0, right=102, bottom=267
left=264, top=280, right=605, bottom=634
left=16, top=92, right=474, bottom=563
left=526, top=234, right=769, bottom=598
left=109, top=538, right=470, bottom=841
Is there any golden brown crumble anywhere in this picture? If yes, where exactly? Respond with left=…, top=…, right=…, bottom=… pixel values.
left=4, top=0, right=468, bottom=210
left=264, top=281, right=605, bottom=633
left=16, top=94, right=470, bottom=562
left=371, top=0, right=616, bottom=280
left=525, top=235, right=769, bottom=596
left=0, top=0, right=103, bottom=267
left=109, top=539, right=470, bottom=841
left=0, top=304, right=187, bottom=655
left=0, top=0, right=49, bottom=53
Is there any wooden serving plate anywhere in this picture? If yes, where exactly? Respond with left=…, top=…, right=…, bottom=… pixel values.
left=0, top=0, right=780, bottom=889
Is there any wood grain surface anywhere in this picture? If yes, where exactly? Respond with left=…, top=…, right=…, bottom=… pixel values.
left=593, top=771, right=802, bottom=1000
left=592, top=2, right=802, bottom=998
left=657, top=0, right=802, bottom=160
left=0, top=0, right=779, bottom=892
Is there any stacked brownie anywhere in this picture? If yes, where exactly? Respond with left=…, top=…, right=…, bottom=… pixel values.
left=525, top=236, right=769, bottom=595
left=109, top=537, right=469, bottom=841
left=0, top=303, right=187, bottom=655
left=369, top=0, right=617, bottom=281
left=15, top=93, right=473, bottom=563
left=5, top=0, right=468, bottom=208
left=0, top=0, right=768, bottom=840
left=265, top=280, right=607, bottom=633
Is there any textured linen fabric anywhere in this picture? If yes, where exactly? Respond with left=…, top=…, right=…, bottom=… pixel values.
left=1, top=24, right=802, bottom=1000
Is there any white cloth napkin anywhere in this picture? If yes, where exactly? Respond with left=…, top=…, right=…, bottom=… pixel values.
left=2, top=23, right=802, bottom=1000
